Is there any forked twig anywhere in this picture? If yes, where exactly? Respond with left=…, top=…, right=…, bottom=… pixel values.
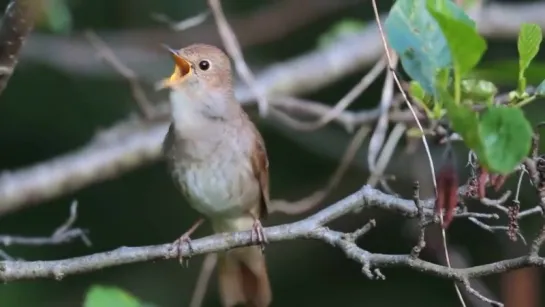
left=85, top=31, right=157, bottom=120
left=281, top=56, right=387, bottom=131
left=0, top=201, right=91, bottom=247
left=368, top=54, right=397, bottom=173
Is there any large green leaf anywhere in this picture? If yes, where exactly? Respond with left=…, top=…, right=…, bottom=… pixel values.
left=84, top=286, right=142, bottom=307
left=384, top=0, right=451, bottom=94
left=385, top=0, right=478, bottom=94
left=477, top=106, right=533, bottom=174
left=428, top=5, right=487, bottom=76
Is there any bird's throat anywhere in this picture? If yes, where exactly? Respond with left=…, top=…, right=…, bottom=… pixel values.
left=169, top=89, right=232, bottom=137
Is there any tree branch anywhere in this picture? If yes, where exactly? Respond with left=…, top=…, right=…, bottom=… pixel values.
left=0, top=120, right=167, bottom=215
left=0, top=185, right=542, bottom=304
left=0, top=201, right=90, bottom=248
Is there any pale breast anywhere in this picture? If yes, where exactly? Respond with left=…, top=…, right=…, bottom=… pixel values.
left=164, top=124, right=261, bottom=218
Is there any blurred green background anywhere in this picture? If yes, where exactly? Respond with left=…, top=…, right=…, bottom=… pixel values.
left=0, top=0, right=544, bottom=306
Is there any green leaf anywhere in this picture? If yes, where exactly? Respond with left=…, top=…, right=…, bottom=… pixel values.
left=536, top=80, right=545, bottom=97
left=517, top=23, right=543, bottom=93
left=84, top=286, right=142, bottom=307
left=434, top=67, right=451, bottom=89
left=427, top=4, right=487, bottom=76
left=409, top=81, right=435, bottom=117
left=409, top=81, right=427, bottom=102
left=385, top=0, right=483, bottom=95
left=385, top=0, right=452, bottom=94
left=426, top=0, right=475, bottom=27
left=477, top=106, right=533, bottom=174
left=317, top=19, right=366, bottom=48
left=439, top=87, right=481, bottom=152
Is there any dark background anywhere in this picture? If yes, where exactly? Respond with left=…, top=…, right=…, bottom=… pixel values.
left=0, top=0, right=543, bottom=306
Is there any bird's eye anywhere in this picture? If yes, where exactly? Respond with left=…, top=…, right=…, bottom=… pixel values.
left=198, top=60, right=210, bottom=71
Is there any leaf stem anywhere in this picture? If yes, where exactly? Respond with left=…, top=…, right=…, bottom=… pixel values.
left=515, top=95, right=536, bottom=108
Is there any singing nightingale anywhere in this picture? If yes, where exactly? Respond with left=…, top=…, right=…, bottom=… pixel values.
left=159, top=44, right=272, bottom=307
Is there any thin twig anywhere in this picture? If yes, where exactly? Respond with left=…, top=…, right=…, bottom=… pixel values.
left=0, top=249, right=13, bottom=260
left=85, top=31, right=157, bottom=120
left=368, top=54, right=397, bottom=172
left=515, top=169, right=526, bottom=201
left=189, top=253, right=217, bottom=307
left=151, top=11, right=210, bottom=32
left=343, top=219, right=377, bottom=242
left=270, top=125, right=371, bottom=214
left=207, top=0, right=269, bottom=116
left=282, top=56, right=387, bottom=131
left=462, top=279, right=503, bottom=307
left=518, top=206, right=543, bottom=219
left=367, top=122, right=406, bottom=186
left=468, top=217, right=526, bottom=244
left=268, top=96, right=415, bottom=133
left=0, top=201, right=91, bottom=247
left=480, top=191, right=512, bottom=213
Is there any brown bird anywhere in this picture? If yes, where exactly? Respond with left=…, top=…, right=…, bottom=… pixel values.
left=159, top=44, right=272, bottom=307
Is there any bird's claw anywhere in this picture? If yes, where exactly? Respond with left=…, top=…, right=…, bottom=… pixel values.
left=169, top=218, right=204, bottom=267
left=171, top=233, right=194, bottom=267
left=251, top=219, right=268, bottom=252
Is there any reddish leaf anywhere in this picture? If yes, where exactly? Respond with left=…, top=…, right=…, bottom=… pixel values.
left=477, top=168, right=488, bottom=199
left=435, top=164, right=459, bottom=228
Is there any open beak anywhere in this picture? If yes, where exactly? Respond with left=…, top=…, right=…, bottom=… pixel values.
left=157, top=45, right=192, bottom=90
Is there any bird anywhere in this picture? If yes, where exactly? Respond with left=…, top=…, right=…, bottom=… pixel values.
left=159, top=43, right=272, bottom=307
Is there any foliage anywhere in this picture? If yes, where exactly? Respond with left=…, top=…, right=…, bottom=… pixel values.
left=385, top=0, right=542, bottom=174
left=83, top=285, right=154, bottom=307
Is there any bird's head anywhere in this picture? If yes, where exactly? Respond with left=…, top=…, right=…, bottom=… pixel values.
left=159, top=43, right=233, bottom=95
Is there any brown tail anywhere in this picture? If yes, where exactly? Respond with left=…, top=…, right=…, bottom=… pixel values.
left=217, top=246, right=271, bottom=307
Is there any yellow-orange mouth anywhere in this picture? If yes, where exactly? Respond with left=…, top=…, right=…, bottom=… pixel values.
left=158, top=46, right=192, bottom=89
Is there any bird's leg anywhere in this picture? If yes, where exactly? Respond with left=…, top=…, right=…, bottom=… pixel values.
left=171, top=218, right=205, bottom=266
left=250, top=214, right=268, bottom=252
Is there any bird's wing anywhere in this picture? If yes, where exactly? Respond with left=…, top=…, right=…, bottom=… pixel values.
left=251, top=130, right=270, bottom=219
